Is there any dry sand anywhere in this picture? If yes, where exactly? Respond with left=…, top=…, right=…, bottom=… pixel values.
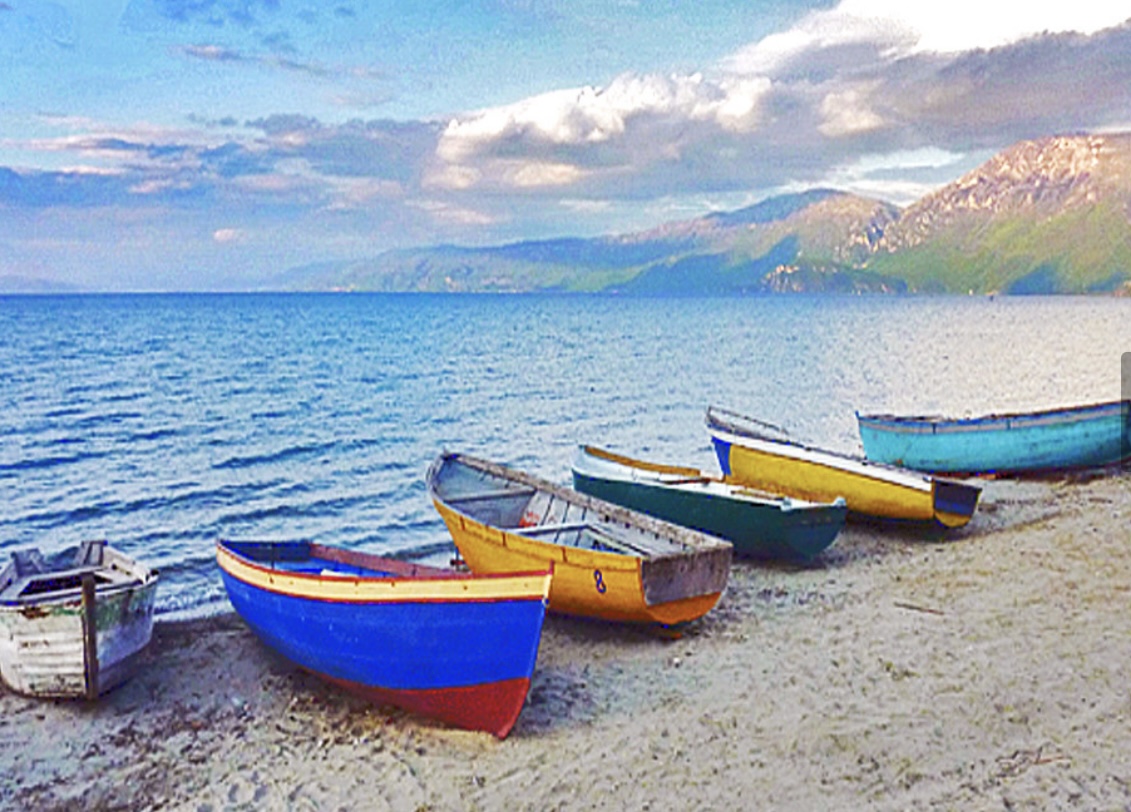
left=3, top=471, right=1131, bottom=811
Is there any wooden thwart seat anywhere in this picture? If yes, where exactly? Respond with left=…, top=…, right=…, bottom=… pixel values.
left=511, top=521, right=660, bottom=556
left=446, top=487, right=535, bottom=505
left=510, top=521, right=591, bottom=537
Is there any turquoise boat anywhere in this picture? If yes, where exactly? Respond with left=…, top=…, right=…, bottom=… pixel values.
left=857, top=399, right=1131, bottom=475
left=571, top=445, right=847, bottom=563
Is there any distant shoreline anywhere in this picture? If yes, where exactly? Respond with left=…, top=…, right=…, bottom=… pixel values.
left=3, top=288, right=1129, bottom=297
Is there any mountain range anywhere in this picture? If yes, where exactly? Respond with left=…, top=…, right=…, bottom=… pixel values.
left=275, top=132, right=1131, bottom=296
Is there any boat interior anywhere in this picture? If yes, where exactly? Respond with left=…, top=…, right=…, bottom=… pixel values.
left=437, top=460, right=691, bottom=557
left=0, top=542, right=142, bottom=604
left=221, top=540, right=463, bottom=580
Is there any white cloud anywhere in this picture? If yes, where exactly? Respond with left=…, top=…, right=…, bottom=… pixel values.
left=818, top=85, right=886, bottom=137
left=838, top=0, right=1129, bottom=54
left=724, top=0, right=1131, bottom=74
left=436, top=83, right=635, bottom=163
left=723, top=11, right=914, bottom=74
left=424, top=164, right=481, bottom=191
left=232, top=172, right=310, bottom=195
left=434, top=72, right=773, bottom=191
left=409, top=199, right=497, bottom=226
left=817, top=146, right=981, bottom=205
left=559, top=198, right=612, bottom=214
left=130, top=178, right=192, bottom=195
left=439, top=73, right=773, bottom=157
left=845, top=147, right=966, bottom=173
left=510, top=161, right=584, bottom=188
left=212, top=228, right=243, bottom=243
left=712, top=77, right=775, bottom=132
left=57, top=165, right=125, bottom=176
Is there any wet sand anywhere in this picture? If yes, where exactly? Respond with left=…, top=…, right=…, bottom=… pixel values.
left=3, top=472, right=1130, bottom=811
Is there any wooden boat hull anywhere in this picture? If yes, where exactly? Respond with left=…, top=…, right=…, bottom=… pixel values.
left=857, top=400, right=1131, bottom=474
left=0, top=542, right=158, bottom=699
left=217, top=540, right=550, bottom=738
left=571, top=445, right=846, bottom=562
left=428, top=453, right=731, bottom=626
left=707, top=409, right=980, bottom=529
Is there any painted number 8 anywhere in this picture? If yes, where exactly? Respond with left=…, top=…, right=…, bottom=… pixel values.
left=593, top=569, right=607, bottom=594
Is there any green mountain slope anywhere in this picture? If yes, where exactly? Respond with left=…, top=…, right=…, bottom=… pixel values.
left=870, top=133, right=1131, bottom=293
left=868, top=201, right=1131, bottom=293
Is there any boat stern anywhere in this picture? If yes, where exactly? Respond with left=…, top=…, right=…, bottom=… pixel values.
left=932, top=479, right=982, bottom=528
left=640, top=544, right=731, bottom=620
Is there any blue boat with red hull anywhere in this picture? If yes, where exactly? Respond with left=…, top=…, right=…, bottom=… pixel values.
left=216, top=540, right=551, bottom=738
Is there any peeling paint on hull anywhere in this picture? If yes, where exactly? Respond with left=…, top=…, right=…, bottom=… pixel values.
left=0, top=544, right=158, bottom=699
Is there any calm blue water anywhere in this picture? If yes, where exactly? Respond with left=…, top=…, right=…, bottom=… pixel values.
left=2, top=293, right=1128, bottom=618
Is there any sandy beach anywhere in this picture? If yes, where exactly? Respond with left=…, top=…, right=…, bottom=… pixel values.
left=4, top=471, right=1130, bottom=811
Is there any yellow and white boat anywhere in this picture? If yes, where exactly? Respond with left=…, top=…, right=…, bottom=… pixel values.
left=706, top=407, right=980, bottom=529
left=427, top=452, right=732, bottom=626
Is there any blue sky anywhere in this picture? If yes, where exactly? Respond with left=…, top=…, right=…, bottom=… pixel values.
left=2, top=1, right=1130, bottom=290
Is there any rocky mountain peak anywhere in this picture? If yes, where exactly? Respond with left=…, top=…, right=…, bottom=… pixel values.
left=878, top=133, right=1131, bottom=251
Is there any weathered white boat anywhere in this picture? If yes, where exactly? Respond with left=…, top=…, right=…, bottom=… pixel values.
left=0, top=541, right=159, bottom=699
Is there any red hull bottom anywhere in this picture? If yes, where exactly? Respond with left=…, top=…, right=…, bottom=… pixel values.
left=320, top=674, right=533, bottom=738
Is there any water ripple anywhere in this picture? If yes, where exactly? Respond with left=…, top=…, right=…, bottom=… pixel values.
left=212, top=440, right=340, bottom=470
left=0, top=451, right=109, bottom=473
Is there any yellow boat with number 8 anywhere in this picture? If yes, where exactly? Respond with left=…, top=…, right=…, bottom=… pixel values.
left=427, top=452, right=732, bottom=626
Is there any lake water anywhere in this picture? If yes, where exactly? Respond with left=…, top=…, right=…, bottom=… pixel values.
left=2, top=293, right=1128, bottom=618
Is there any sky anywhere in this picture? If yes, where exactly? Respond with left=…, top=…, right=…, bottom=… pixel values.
left=1, top=1, right=1130, bottom=291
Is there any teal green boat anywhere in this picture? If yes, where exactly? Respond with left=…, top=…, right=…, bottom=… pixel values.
left=571, top=445, right=847, bottom=563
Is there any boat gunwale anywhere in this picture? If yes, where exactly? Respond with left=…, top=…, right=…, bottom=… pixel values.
left=579, top=445, right=703, bottom=479
left=856, top=398, right=1130, bottom=433
left=220, top=539, right=549, bottom=581
left=216, top=541, right=553, bottom=603
left=707, top=406, right=982, bottom=491
left=0, top=576, right=154, bottom=608
left=573, top=445, right=845, bottom=512
left=706, top=424, right=939, bottom=493
left=0, top=546, right=157, bottom=608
